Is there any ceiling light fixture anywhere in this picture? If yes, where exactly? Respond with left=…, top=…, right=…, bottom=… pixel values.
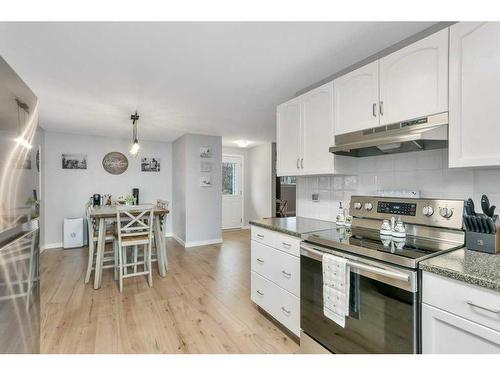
left=234, top=139, right=251, bottom=148
left=14, top=98, right=32, bottom=150
left=129, top=111, right=140, bottom=156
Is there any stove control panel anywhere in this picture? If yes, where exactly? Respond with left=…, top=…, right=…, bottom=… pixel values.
left=349, top=196, right=464, bottom=230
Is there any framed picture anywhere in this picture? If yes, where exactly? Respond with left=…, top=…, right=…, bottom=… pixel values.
left=200, top=161, right=212, bottom=172
left=199, top=146, right=212, bottom=158
left=62, top=153, right=87, bottom=170
left=141, top=157, right=161, bottom=172
left=200, top=176, right=212, bottom=187
left=102, top=152, right=128, bottom=175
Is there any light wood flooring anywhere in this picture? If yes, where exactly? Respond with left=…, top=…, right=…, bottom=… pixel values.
left=41, top=229, right=299, bottom=354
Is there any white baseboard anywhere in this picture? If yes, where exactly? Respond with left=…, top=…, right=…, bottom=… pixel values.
left=40, top=243, right=63, bottom=252
left=241, top=225, right=250, bottom=230
left=170, top=234, right=222, bottom=248
left=164, top=232, right=173, bottom=237
left=171, top=234, right=186, bottom=246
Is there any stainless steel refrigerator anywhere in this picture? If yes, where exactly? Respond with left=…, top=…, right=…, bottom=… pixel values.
left=0, top=56, right=41, bottom=353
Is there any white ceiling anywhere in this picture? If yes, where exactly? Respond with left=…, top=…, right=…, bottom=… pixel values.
left=0, top=22, right=435, bottom=147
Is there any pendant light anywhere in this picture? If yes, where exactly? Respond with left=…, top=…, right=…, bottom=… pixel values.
left=129, top=111, right=140, bottom=156
left=14, top=98, right=32, bottom=150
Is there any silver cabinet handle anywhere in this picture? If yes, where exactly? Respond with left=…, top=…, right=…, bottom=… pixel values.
left=281, top=242, right=291, bottom=248
left=372, top=103, right=377, bottom=117
left=301, top=158, right=304, bottom=169
left=379, top=101, right=384, bottom=116
left=256, top=258, right=264, bottom=263
left=257, top=234, right=264, bottom=239
left=282, top=270, right=291, bottom=278
left=281, top=306, right=291, bottom=315
left=256, top=290, right=264, bottom=296
left=297, top=158, right=300, bottom=169
left=467, top=300, right=500, bottom=314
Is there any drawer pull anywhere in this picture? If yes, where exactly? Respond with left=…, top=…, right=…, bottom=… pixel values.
left=256, top=258, right=264, bottom=263
left=257, top=234, right=264, bottom=239
left=281, top=242, right=291, bottom=248
left=256, top=290, right=264, bottom=296
left=466, top=300, right=500, bottom=314
left=281, top=270, right=291, bottom=278
left=281, top=306, right=291, bottom=315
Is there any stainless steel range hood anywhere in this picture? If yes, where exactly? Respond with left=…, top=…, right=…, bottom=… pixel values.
left=330, top=112, right=449, bottom=157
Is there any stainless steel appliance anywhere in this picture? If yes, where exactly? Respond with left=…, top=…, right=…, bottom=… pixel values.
left=0, top=57, right=41, bottom=353
left=300, top=195, right=465, bottom=354
left=330, top=112, right=448, bottom=157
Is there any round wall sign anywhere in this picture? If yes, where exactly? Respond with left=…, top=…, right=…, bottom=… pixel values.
left=102, top=152, right=129, bottom=175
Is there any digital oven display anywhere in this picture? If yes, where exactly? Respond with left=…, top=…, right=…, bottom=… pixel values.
left=377, top=201, right=417, bottom=216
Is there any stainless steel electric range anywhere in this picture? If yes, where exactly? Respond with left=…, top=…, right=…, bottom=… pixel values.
left=299, top=195, right=465, bottom=354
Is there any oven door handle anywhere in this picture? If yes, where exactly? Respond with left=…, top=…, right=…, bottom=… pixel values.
left=301, top=245, right=410, bottom=282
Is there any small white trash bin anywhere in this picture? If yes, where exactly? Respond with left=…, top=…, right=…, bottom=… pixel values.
left=63, top=217, right=84, bottom=249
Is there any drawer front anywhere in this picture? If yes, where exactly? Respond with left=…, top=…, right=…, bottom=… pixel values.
left=422, top=272, right=500, bottom=332
left=273, top=232, right=301, bottom=257
left=251, top=226, right=275, bottom=247
left=251, top=271, right=300, bottom=336
left=251, top=240, right=300, bottom=297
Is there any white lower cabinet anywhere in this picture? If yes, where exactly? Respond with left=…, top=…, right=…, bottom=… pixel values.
left=422, top=272, right=500, bottom=353
left=250, top=226, right=300, bottom=336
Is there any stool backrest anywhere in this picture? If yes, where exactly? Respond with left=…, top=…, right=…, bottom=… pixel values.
left=116, top=204, right=154, bottom=241
left=85, top=201, right=96, bottom=240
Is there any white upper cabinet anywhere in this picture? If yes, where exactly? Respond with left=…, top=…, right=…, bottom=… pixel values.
left=449, top=22, right=500, bottom=168
left=301, top=81, right=335, bottom=174
left=333, top=61, right=379, bottom=135
left=276, top=82, right=334, bottom=176
left=379, top=28, right=449, bottom=125
left=277, top=98, right=301, bottom=176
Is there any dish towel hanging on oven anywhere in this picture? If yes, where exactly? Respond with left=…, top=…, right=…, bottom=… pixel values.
left=322, top=253, right=350, bottom=328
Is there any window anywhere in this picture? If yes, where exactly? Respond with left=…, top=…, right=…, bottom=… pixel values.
left=280, top=176, right=296, bottom=185
left=222, top=162, right=239, bottom=195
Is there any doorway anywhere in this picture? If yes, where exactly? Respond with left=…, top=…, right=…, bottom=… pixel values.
left=222, top=155, right=243, bottom=229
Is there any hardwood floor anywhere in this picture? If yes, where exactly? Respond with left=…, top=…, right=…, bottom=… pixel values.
left=41, top=229, right=299, bottom=354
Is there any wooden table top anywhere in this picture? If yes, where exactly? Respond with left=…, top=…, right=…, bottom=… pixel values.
left=89, top=205, right=169, bottom=218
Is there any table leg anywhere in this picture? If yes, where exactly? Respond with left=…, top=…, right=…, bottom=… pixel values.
left=93, top=218, right=106, bottom=289
left=154, top=215, right=167, bottom=277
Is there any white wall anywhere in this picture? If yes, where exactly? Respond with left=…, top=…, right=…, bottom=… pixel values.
left=248, top=143, right=273, bottom=220
left=297, top=149, right=500, bottom=221
left=172, top=134, right=222, bottom=246
left=42, top=131, right=172, bottom=248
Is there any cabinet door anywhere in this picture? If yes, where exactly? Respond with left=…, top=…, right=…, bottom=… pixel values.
left=449, top=22, right=500, bottom=168
left=422, top=303, right=500, bottom=354
left=302, top=81, right=335, bottom=174
left=333, top=61, right=379, bottom=135
left=277, top=98, right=301, bottom=176
left=379, top=28, right=449, bottom=125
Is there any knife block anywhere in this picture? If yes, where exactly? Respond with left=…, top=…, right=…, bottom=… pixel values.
left=465, top=223, right=500, bottom=254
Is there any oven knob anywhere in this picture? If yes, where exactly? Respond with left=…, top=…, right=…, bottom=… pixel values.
left=439, top=207, right=453, bottom=218
left=353, top=202, right=362, bottom=210
left=364, top=203, right=373, bottom=211
left=422, top=206, right=434, bottom=217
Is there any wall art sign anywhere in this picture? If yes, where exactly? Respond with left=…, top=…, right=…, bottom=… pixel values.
left=199, top=146, right=212, bottom=158
left=102, top=152, right=128, bottom=175
left=141, top=157, right=161, bottom=172
left=62, top=153, right=87, bottom=169
left=200, top=176, right=212, bottom=187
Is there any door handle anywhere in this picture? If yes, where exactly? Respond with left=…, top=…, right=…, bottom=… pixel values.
left=466, top=300, right=500, bottom=314
left=379, top=101, right=384, bottom=116
left=282, top=270, right=291, bottom=278
left=281, top=306, right=291, bottom=315
left=256, top=290, right=264, bottom=296
left=256, top=258, right=264, bottom=263
left=301, top=158, right=304, bottom=169
left=257, top=234, right=264, bottom=239
left=372, top=103, right=377, bottom=117
left=281, top=242, right=291, bottom=248
left=297, top=158, right=300, bottom=169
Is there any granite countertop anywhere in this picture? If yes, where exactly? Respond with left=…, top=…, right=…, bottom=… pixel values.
left=420, top=248, right=500, bottom=292
left=249, top=216, right=336, bottom=238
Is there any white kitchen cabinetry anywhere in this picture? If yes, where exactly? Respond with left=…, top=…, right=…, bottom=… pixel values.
left=449, top=22, right=500, bottom=168
left=379, top=28, right=448, bottom=125
left=333, top=61, right=379, bottom=135
left=250, top=225, right=300, bottom=336
left=422, top=272, right=500, bottom=354
left=276, top=81, right=334, bottom=176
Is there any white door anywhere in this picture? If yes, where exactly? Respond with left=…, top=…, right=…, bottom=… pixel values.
left=277, top=98, right=302, bottom=176
left=333, top=60, right=380, bottom=135
left=449, top=22, right=500, bottom=168
left=379, top=28, right=449, bottom=125
left=302, top=81, right=335, bottom=174
left=222, top=155, right=243, bottom=229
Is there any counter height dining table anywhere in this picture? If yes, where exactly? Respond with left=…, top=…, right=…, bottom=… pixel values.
left=89, top=205, right=169, bottom=289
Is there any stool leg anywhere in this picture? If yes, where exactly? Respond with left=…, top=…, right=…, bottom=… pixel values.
left=118, top=243, right=124, bottom=293
left=133, top=245, right=138, bottom=273
left=85, top=238, right=95, bottom=284
left=113, top=239, right=118, bottom=281
left=123, top=247, right=128, bottom=275
left=147, top=242, right=153, bottom=287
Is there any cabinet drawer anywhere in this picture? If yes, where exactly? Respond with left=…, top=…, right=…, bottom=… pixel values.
left=251, top=226, right=275, bottom=247
left=251, top=240, right=300, bottom=297
left=422, top=272, right=500, bottom=332
left=272, top=232, right=301, bottom=257
left=251, top=271, right=300, bottom=336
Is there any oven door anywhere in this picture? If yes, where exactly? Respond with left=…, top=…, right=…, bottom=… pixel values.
left=300, top=244, right=418, bottom=354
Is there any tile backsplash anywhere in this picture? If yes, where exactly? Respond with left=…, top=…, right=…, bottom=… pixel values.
left=297, top=149, right=500, bottom=221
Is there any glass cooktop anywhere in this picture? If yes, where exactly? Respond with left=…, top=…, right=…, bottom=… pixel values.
left=303, top=226, right=464, bottom=268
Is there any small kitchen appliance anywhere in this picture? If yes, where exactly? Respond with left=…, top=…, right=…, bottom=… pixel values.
left=300, top=195, right=465, bottom=354
left=92, top=194, right=101, bottom=207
